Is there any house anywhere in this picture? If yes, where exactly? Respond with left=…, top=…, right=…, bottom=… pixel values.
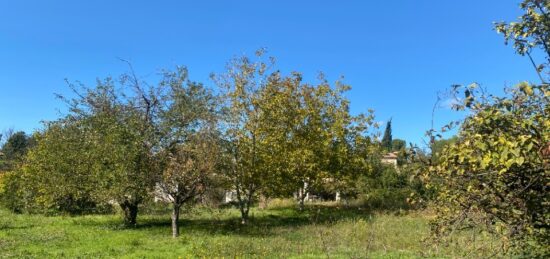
left=381, top=152, right=399, bottom=167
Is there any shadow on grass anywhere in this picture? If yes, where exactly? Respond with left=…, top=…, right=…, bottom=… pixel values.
left=128, top=204, right=376, bottom=237
left=0, top=223, right=35, bottom=231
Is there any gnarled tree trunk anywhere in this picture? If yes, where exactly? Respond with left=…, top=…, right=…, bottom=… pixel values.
left=120, top=200, right=139, bottom=227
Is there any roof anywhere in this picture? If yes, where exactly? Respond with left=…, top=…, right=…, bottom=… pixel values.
left=382, top=152, right=398, bottom=159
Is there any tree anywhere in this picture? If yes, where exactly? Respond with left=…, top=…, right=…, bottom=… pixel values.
left=6, top=120, right=104, bottom=214
left=213, top=50, right=274, bottom=224
left=251, top=72, right=302, bottom=204
left=495, top=0, right=550, bottom=83
left=257, top=71, right=376, bottom=210
left=212, top=50, right=372, bottom=218
left=429, top=83, right=549, bottom=255
left=159, top=132, right=218, bottom=237
left=65, top=76, right=160, bottom=226
left=0, top=131, right=34, bottom=171
left=426, top=1, right=550, bottom=254
left=288, top=80, right=362, bottom=210
left=381, top=119, right=392, bottom=152
left=18, top=93, right=153, bottom=218
left=1, top=131, right=31, bottom=159
left=325, top=111, right=379, bottom=202
left=3, top=65, right=224, bottom=231
left=37, top=65, right=170, bottom=225
left=391, top=139, right=406, bottom=152
left=155, top=70, right=219, bottom=237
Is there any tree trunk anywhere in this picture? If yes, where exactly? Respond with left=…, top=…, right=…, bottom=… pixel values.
left=120, top=201, right=139, bottom=227
left=236, top=188, right=254, bottom=225
left=171, top=204, right=181, bottom=238
left=335, top=191, right=341, bottom=202
left=298, top=182, right=308, bottom=211
left=240, top=207, right=249, bottom=225
left=298, top=192, right=306, bottom=211
left=239, top=198, right=250, bottom=225
left=238, top=197, right=252, bottom=225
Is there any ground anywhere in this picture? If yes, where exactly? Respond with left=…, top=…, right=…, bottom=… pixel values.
left=0, top=201, right=502, bottom=258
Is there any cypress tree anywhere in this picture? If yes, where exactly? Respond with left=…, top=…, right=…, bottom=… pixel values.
left=381, top=119, right=392, bottom=152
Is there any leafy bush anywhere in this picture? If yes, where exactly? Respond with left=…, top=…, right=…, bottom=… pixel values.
left=1, top=169, right=112, bottom=215
left=354, top=164, right=415, bottom=211
left=428, top=83, right=549, bottom=256
left=1, top=171, right=26, bottom=213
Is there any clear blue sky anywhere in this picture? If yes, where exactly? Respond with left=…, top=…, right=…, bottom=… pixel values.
left=0, top=0, right=540, bottom=144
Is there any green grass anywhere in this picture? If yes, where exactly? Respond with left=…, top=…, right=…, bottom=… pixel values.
left=0, top=202, right=503, bottom=258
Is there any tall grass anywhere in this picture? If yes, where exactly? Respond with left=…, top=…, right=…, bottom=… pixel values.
left=0, top=201, right=503, bottom=258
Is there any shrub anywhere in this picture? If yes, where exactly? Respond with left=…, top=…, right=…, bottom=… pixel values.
left=266, top=198, right=296, bottom=209
left=354, top=164, right=415, bottom=211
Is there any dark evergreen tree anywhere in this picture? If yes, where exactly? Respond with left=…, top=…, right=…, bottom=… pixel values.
left=381, top=119, right=392, bottom=152
left=0, top=131, right=33, bottom=171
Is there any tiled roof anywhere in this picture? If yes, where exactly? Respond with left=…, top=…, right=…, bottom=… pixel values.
left=382, top=152, right=398, bottom=159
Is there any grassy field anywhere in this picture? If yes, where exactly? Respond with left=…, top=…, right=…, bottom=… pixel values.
left=0, top=201, right=503, bottom=258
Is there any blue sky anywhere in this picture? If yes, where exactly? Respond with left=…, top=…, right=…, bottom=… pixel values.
left=0, top=0, right=540, bottom=145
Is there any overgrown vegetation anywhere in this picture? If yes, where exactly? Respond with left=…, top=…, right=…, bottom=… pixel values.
left=0, top=203, right=505, bottom=258
left=410, top=0, right=550, bottom=256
